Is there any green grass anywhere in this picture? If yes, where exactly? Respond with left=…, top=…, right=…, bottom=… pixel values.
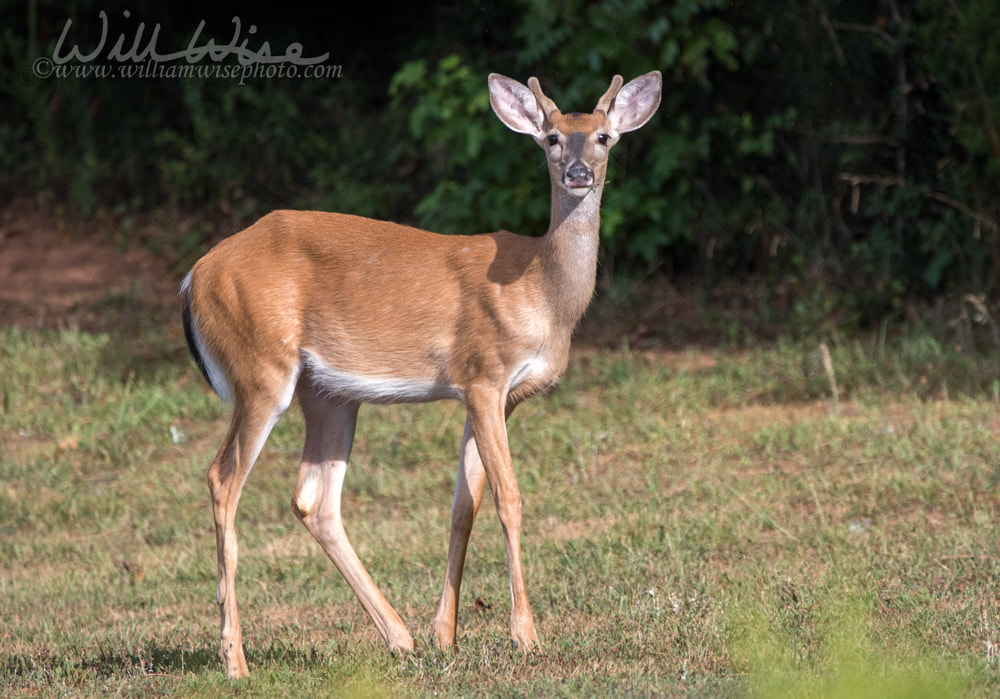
left=3, top=318, right=1000, bottom=696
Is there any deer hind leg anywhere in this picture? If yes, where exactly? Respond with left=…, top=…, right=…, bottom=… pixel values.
left=209, top=375, right=297, bottom=679
left=291, top=378, right=413, bottom=652
left=432, top=417, right=488, bottom=648
left=464, top=386, right=539, bottom=651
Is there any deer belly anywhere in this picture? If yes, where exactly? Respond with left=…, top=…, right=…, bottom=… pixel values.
left=302, top=351, right=460, bottom=404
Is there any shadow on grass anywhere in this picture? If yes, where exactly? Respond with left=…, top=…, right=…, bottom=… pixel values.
left=94, top=639, right=348, bottom=676
left=0, top=643, right=218, bottom=684
left=1, top=640, right=351, bottom=688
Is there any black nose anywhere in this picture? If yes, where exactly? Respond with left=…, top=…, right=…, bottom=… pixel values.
left=565, top=164, right=594, bottom=188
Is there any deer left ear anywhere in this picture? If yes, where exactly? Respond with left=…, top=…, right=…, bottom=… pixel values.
left=607, top=71, right=662, bottom=134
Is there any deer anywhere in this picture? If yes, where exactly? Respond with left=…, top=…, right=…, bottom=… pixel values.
left=180, top=70, right=662, bottom=679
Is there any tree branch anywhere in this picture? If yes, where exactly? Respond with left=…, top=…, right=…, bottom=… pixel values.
left=838, top=173, right=1000, bottom=232
left=811, top=0, right=846, bottom=65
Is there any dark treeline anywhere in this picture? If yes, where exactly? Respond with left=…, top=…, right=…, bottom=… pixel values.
left=3, top=1, right=998, bottom=327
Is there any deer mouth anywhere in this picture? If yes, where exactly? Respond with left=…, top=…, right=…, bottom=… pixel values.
left=562, top=184, right=595, bottom=198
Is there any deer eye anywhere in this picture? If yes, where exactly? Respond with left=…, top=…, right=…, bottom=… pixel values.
left=547, top=134, right=559, bottom=146
left=597, top=133, right=610, bottom=146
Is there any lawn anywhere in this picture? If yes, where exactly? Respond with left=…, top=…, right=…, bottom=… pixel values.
left=2, top=306, right=1000, bottom=696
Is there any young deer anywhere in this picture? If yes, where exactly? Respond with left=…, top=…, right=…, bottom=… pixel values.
left=181, top=71, right=661, bottom=678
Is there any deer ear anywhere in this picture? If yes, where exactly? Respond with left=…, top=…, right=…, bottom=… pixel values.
left=607, top=71, right=662, bottom=134
left=488, top=74, right=546, bottom=137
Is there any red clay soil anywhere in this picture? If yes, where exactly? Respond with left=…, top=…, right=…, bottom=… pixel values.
left=0, top=205, right=179, bottom=328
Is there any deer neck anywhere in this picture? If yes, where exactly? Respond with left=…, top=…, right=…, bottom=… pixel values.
left=541, top=183, right=604, bottom=326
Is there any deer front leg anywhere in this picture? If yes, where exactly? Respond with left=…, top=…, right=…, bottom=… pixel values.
left=464, top=387, right=539, bottom=651
left=433, top=417, right=488, bottom=648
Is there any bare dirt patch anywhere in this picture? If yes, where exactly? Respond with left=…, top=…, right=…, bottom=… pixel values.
left=0, top=203, right=178, bottom=328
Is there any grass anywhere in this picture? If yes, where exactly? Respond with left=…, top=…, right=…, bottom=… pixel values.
left=3, top=308, right=1000, bottom=696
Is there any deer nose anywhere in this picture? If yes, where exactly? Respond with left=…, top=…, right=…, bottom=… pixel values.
left=564, top=164, right=594, bottom=188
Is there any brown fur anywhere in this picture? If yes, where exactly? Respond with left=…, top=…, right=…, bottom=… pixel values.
left=181, top=71, right=661, bottom=679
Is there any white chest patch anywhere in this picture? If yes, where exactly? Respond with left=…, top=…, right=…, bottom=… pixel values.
left=507, top=355, right=550, bottom=393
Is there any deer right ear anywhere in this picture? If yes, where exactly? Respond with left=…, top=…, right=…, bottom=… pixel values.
left=488, top=74, right=545, bottom=137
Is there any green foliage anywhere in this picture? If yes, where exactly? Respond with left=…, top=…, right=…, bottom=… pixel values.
left=0, top=2, right=420, bottom=226
left=389, top=54, right=547, bottom=236
left=3, top=2, right=1000, bottom=327
left=381, top=1, right=1000, bottom=323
